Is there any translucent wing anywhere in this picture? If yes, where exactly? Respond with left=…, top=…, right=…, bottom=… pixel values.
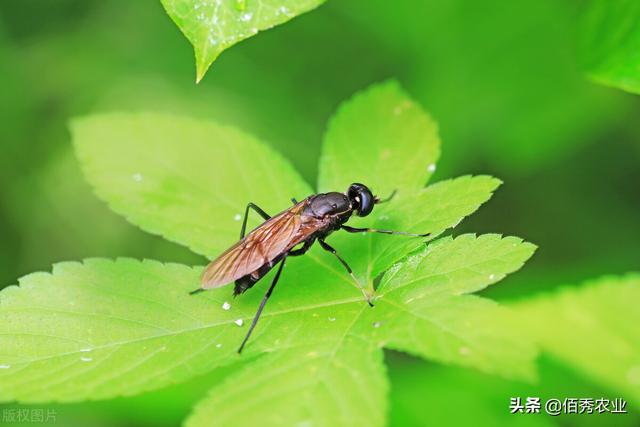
left=201, top=202, right=313, bottom=288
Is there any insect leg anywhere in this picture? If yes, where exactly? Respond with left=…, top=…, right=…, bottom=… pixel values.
left=238, top=254, right=287, bottom=354
left=341, top=225, right=430, bottom=238
left=291, top=197, right=298, bottom=205
left=240, top=202, right=271, bottom=239
left=318, top=239, right=374, bottom=307
left=288, top=238, right=315, bottom=256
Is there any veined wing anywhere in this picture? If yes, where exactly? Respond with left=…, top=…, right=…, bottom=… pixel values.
left=202, top=202, right=308, bottom=288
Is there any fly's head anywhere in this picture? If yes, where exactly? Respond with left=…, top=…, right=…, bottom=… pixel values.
left=347, top=183, right=375, bottom=217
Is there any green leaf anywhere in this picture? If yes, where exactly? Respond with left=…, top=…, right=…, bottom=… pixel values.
left=510, top=274, right=640, bottom=406
left=327, top=174, right=503, bottom=281
left=580, top=0, right=640, bottom=94
left=318, top=80, right=440, bottom=196
left=183, top=234, right=536, bottom=427
left=186, top=343, right=388, bottom=427
left=160, top=0, right=325, bottom=82
left=0, top=234, right=535, bottom=406
left=318, top=81, right=489, bottom=284
left=71, top=113, right=312, bottom=260
left=1, top=86, right=536, bottom=422
left=0, top=259, right=234, bottom=402
left=377, top=234, right=538, bottom=381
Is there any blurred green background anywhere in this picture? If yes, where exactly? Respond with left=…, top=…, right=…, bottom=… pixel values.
left=0, top=0, right=638, bottom=426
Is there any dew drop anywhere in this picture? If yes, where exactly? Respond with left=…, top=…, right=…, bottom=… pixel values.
left=328, top=317, right=336, bottom=322
left=132, top=173, right=143, bottom=182
left=427, top=163, right=436, bottom=173
left=240, top=12, right=253, bottom=22
left=234, top=319, right=244, bottom=327
left=80, top=348, right=93, bottom=353
left=234, top=213, right=242, bottom=221
left=489, top=274, right=496, bottom=280
left=278, top=5, right=290, bottom=16
left=80, top=357, right=93, bottom=362
left=0, top=364, right=10, bottom=369
left=216, top=343, right=222, bottom=349
left=222, top=301, right=231, bottom=311
left=372, top=321, right=382, bottom=328
left=208, top=34, right=218, bottom=46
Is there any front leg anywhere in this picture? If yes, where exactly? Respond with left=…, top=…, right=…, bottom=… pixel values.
left=289, top=238, right=315, bottom=256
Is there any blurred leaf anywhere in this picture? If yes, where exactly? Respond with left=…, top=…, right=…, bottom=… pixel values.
left=580, top=0, right=640, bottom=94
left=388, top=355, right=640, bottom=427
left=71, top=113, right=313, bottom=260
left=337, top=0, right=625, bottom=173
left=160, top=0, right=325, bottom=82
left=318, top=80, right=440, bottom=195
left=510, top=274, right=640, bottom=406
left=389, top=361, right=554, bottom=427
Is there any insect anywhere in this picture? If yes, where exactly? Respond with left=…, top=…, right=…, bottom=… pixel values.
left=190, top=183, right=429, bottom=353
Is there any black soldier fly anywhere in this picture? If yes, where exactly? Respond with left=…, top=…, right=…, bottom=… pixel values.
left=190, top=183, right=429, bottom=353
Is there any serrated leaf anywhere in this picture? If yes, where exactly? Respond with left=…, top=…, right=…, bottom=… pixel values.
left=317, top=81, right=494, bottom=285
left=160, top=0, right=325, bottom=82
left=0, top=259, right=229, bottom=402
left=377, top=234, right=538, bottom=381
left=186, top=342, right=388, bottom=427
left=71, top=113, right=312, bottom=260
left=510, top=274, right=640, bottom=405
left=580, top=0, right=640, bottom=94
left=182, top=234, right=536, bottom=427
left=0, top=85, right=537, bottom=424
left=328, top=174, right=503, bottom=282
left=318, top=80, right=440, bottom=196
left=0, top=233, right=535, bottom=405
